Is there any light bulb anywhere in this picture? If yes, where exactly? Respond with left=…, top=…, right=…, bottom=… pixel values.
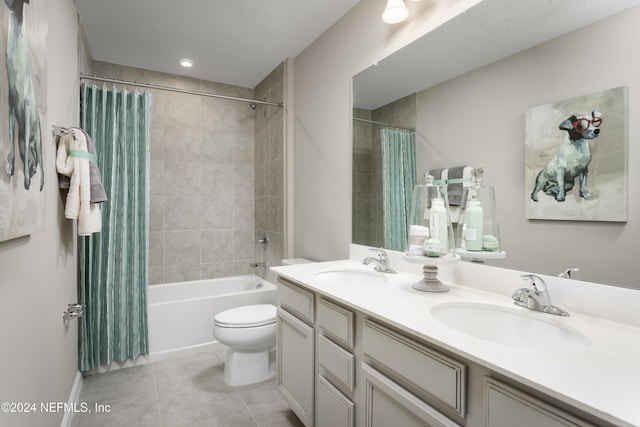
left=178, top=58, right=193, bottom=68
left=382, top=0, right=409, bottom=24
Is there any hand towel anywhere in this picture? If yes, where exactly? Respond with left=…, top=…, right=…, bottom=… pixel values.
left=56, top=130, right=102, bottom=235
left=78, top=128, right=107, bottom=203
left=445, top=166, right=473, bottom=206
left=57, top=128, right=107, bottom=203
left=427, top=168, right=444, bottom=184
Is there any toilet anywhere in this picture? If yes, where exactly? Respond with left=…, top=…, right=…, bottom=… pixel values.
left=213, top=303, right=277, bottom=386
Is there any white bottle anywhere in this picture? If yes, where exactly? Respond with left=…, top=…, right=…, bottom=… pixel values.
left=429, top=198, right=448, bottom=251
left=464, top=199, right=483, bottom=251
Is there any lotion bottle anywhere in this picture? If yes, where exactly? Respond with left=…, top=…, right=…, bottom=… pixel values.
left=464, top=198, right=483, bottom=250
left=429, top=198, right=448, bottom=251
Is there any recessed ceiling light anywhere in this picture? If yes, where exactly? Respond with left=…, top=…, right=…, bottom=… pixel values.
left=179, top=58, right=193, bottom=68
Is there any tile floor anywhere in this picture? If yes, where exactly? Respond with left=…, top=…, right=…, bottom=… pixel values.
left=71, top=345, right=304, bottom=427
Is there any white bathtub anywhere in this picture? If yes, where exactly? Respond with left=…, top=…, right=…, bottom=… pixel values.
left=148, top=274, right=277, bottom=359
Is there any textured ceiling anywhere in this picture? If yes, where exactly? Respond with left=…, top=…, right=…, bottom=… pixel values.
left=74, top=0, right=360, bottom=88
left=354, top=0, right=640, bottom=109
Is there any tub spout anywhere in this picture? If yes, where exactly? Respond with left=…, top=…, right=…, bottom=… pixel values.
left=251, top=262, right=266, bottom=268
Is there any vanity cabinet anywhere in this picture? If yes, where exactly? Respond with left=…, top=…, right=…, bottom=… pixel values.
left=316, top=297, right=356, bottom=427
left=276, top=275, right=608, bottom=427
left=277, top=279, right=315, bottom=427
left=361, top=363, right=460, bottom=427
left=484, top=378, right=595, bottom=427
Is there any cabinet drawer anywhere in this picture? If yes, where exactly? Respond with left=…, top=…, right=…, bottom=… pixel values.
left=317, top=375, right=355, bottom=427
left=361, top=363, right=461, bottom=427
left=318, top=298, right=355, bottom=350
left=362, top=319, right=466, bottom=416
left=278, top=278, right=315, bottom=323
left=484, top=378, right=595, bottom=427
left=318, top=335, right=355, bottom=392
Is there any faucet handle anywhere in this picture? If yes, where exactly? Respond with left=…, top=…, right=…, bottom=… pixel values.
left=368, top=247, right=387, bottom=260
left=558, top=266, right=579, bottom=279
left=520, top=274, right=547, bottom=294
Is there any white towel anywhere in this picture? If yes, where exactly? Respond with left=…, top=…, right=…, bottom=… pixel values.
left=56, top=130, right=102, bottom=235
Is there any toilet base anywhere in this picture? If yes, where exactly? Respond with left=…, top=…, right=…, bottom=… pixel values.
left=222, top=347, right=275, bottom=386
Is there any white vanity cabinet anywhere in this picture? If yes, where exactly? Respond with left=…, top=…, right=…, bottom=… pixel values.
left=484, top=378, right=596, bottom=427
left=276, top=275, right=612, bottom=427
left=277, top=279, right=315, bottom=427
left=316, top=297, right=356, bottom=427
left=361, top=319, right=466, bottom=426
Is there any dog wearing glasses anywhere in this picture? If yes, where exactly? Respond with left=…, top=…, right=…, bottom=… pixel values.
left=530, top=110, right=602, bottom=202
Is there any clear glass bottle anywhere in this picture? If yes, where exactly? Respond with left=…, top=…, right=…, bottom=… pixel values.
left=463, top=198, right=483, bottom=250
left=406, top=175, right=455, bottom=258
left=456, top=172, right=503, bottom=256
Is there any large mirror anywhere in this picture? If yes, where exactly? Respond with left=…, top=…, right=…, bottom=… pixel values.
left=352, top=0, right=640, bottom=289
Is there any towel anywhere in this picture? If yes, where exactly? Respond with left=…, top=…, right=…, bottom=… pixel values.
left=57, top=129, right=107, bottom=203
left=427, top=168, right=445, bottom=184
left=56, top=129, right=102, bottom=235
left=444, top=166, right=473, bottom=206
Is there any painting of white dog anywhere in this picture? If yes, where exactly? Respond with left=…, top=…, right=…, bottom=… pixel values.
left=0, top=0, right=47, bottom=241
left=525, top=87, right=627, bottom=222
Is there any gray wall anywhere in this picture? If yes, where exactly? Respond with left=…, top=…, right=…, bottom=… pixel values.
left=92, top=61, right=285, bottom=285
left=0, top=0, right=81, bottom=426
left=414, top=8, right=640, bottom=288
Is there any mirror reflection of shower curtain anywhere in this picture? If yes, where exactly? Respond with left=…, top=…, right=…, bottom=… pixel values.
left=381, top=128, right=416, bottom=251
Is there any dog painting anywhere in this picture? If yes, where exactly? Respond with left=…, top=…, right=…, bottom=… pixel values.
left=530, top=110, right=601, bottom=203
left=525, top=87, right=627, bottom=222
left=0, top=0, right=47, bottom=241
left=5, top=0, right=43, bottom=191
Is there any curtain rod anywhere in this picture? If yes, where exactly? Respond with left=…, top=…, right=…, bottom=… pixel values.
left=353, top=117, right=415, bottom=132
left=79, top=74, right=284, bottom=108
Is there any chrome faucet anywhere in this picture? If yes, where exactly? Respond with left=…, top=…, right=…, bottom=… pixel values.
left=362, top=248, right=396, bottom=274
left=558, top=266, right=579, bottom=279
left=512, top=274, right=569, bottom=316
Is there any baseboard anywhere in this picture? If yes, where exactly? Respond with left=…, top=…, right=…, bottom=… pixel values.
left=60, top=371, right=83, bottom=427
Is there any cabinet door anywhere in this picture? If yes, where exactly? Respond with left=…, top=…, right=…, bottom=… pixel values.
left=361, top=363, right=461, bottom=427
left=317, top=375, right=354, bottom=427
left=485, top=378, right=595, bottom=427
left=277, top=307, right=315, bottom=427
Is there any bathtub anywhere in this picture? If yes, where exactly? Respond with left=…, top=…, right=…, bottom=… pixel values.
left=148, top=274, right=277, bottom=359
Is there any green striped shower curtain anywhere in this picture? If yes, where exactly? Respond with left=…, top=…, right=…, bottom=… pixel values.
left=381, top=129, right=416, bottom=251
left=78, top=84, right=151, bottom=371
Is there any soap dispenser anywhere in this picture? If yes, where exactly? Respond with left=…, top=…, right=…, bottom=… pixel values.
left=455, top=169, right=506, bottom=260
left=406, top=174, right=455, bottom=258
left=404, top=174, right=460, bottom=292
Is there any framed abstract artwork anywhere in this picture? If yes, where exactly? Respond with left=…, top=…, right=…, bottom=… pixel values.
left=525, top=86, right=627, bottom=222
left=0, top=0, right=48, bottom=241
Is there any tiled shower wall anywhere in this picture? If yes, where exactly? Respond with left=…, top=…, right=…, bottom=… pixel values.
left=92, top=61, right=283, bottom=285
left=254, top=63, right=285, bottom=283
left=353, top=108, right=382, bottom=247
left=352, top=94, right=416, bottom=249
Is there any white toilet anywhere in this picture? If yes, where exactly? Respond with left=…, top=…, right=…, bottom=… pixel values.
left=212, top=303, right=277, bottom=386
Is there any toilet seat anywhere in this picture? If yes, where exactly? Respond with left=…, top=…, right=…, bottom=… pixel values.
left=214, top=304, right=276, bottom=328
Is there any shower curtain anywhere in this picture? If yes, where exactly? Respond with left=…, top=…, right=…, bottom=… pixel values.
left=381, top=128, right=416, bottom=251
left=78, top=84, right=151, bottom=371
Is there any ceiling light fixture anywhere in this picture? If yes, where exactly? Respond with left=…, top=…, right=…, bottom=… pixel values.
left=179, top=58, right=193, bottom=68
left=382, top=0, right=409, bottom=24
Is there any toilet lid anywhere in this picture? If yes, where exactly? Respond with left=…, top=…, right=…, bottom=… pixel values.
left=214, top=304, right=276, bottom=328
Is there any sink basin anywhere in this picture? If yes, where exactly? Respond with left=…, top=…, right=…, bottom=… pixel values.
left=430, top=302, right=590, bottom=350
left=315, top=269, right=387, bottom=285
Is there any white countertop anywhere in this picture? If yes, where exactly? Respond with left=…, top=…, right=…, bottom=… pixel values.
left=271, top=259, right=640, bottom=427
